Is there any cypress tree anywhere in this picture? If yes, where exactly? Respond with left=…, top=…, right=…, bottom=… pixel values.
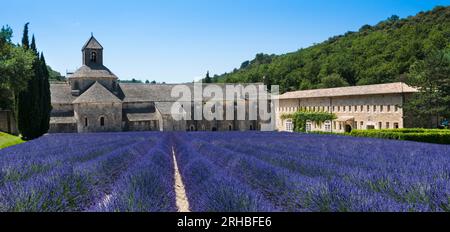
left=39, top=52, right=51, bottom=134
left=18, top=33, right=42, bottom=140
left=204, top=71, right=212, bottom=83
left=21, top=23, right=29, bottom=49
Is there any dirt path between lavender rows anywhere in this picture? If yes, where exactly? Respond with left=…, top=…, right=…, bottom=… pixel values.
left=172, top=146, right=191, bottom=212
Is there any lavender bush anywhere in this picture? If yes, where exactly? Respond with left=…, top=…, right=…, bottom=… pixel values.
left=0, top=131, right=448, bottom=212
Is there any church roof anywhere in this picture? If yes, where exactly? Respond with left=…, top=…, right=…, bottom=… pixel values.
left=278, top=82, right=418, bottom=100
left=126, top=113, right=160, bottom=122
left=119, top=83, right=262, bottom=103
left=120, top=84, right=179, bottom=102
left=50, top=116, right=77, bottom=124
left=68, top=65, right=118, bottom=79
left=73, top=82, right=121, bottom=104
left=82, top=35, right=103, bottom=50
left=155, top=102, right=180, bottom=115
left=50, top=83, right=77, bottom=104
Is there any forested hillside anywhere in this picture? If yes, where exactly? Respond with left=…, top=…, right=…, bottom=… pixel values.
left=210, top=6, right=450, bottom=93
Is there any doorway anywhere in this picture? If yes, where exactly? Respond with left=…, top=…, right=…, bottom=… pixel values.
left=344, top=124, right=352, bottom=133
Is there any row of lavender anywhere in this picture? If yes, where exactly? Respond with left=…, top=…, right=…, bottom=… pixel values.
left=174, top=132, right=450, bottom=212
left=0, top=132, right=176, bottom=212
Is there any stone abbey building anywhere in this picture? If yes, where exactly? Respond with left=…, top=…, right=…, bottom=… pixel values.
left=49, top=36, right=263, bottom=133
left=276, top=82, right=422, bottom=133
left=47, top=36, right=425, bottom=134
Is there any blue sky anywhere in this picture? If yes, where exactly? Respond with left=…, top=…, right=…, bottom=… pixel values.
left=1, top=0, right=448, bottom=83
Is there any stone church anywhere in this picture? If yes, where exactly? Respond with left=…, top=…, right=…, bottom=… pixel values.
left=49, top=36, right=264, bottom=133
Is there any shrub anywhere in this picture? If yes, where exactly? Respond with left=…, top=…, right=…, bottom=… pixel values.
left=349, top=129, right=450, bottom=144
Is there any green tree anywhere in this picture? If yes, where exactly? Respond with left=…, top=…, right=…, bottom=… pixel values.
left=21, top=23, right=29, bottom=49
left=318, top=73, right=349, bottom=88
left=405, top=50, right=450, bottom=127
left=0, top=25, right=34, bottom=114
left=39, top=52, right=51, bottom=134
left=18, top=33, right=43, bottom=139
left=204, top=71, right=211, bottom=83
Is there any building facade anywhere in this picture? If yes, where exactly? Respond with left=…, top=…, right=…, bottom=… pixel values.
left=49, top=36, right=265, bottom=133
left=276, top=83, right=420, bottom=133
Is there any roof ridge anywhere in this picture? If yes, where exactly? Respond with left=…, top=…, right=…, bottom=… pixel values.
left=82, top=35, right=103, bottom=51
left=73, top=81, right=121, bottom=104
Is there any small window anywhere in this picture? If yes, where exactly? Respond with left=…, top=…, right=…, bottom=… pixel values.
left=285, top=120, right=293, bottom=132
left=343, top=106, right=346, bottom=112
left=395, top=105, right=399, bottom=112
left=373, top=105, right=377, bottom=112
left=100, top=117, right=105, bottom=127
left=378, top=122, right=382, bottom=129
left=360, top=105, right=363, bottom=112
left=250, top=125, right=253, bottom=130
left=360, top=121, right=363, bottom=128
left=387, top=105, right=391, bottom=112
left=338, top=106, right=340, bottom=112
left=386, top=122, right=390, bottom=129
left=84, top=117, right=88, bottom=127
left=367, top=105, right=370, bottom=112
left=229, top=125, right=233, bottom=131
left=190, top=125, right=195, bottom=131
left=305, top=120, right=312, bottom=132
left=380, top=105, right=384, bottom=112
left=394, top=123, right=399, bottom=129
left=324, top=120, right=331, bottom=132
left=354, top=105, right=357, bottom=112
left=90, top=51, right=97, bottom=63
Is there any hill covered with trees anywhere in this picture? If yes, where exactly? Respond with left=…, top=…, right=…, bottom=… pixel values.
left=210, top=6, right=450, bottom=94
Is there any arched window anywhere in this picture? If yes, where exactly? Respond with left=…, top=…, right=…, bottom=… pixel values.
left=100, top=116, right=105, bottom=127
left=228, top=124, right=232, bottom=131
left=90, top=51, right=97, bottom=63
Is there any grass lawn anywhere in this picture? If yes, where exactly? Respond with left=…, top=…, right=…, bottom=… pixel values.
left=0, top=132, right=24, bottom=149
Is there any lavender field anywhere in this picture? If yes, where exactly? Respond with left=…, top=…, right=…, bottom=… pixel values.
left=0, top=132, right=449, bottom=212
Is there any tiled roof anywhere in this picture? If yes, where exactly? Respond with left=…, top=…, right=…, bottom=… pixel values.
left=82, top=36, right=103, bottom=50
left=126, top=113, right=160, bottom=122
left=50, top=83, right=77, bottom=104
left=120, top=84, right=179, bottom=102
left=73, top=82, right=121, bottom=104
left=68, top=65, right=118, bottom=79
left=50, top=117, right=76, bottom=124
left=119, top=83, right=263, bottom=103
left=279, top=82, right=418, bottom=99
left=155, top=102, right=178, bottom=115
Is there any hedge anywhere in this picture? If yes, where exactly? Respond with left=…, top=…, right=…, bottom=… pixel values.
left=349, top=129, right=450, bottom=144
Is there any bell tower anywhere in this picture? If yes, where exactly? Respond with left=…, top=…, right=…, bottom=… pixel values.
left=82, top=34, right=103, bottom=66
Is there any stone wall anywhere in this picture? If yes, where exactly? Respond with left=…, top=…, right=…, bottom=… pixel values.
left=49, top=123, right=77, bottom=133
left=0, top=110, right=18, bottom=135
left=51, top=103, right=74, bottom=117
left=276, top=93, right=410, bottom=132
left=74, top=102, right=122, bottom=132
